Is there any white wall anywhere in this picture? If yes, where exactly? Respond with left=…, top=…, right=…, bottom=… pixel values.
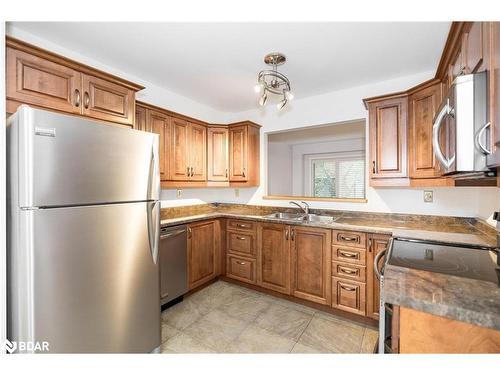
left=268, top=142, right=293, bottom=195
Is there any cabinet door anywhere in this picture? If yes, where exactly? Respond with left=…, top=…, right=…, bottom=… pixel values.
left=6, top=47, right=82, bottom=114
left=369, top=97, right=408, bottom=178
left=82, top=74, right=135, bottom=126
left=170, top=117, right=190, bottom=180
left=465, top=22, right=484, bottom=73
left=257, top=223, right=291, bottom=295
left=229, top=125, right=248, bottom=181
left=148, top=110, right=170, bottom=181
left=291, top=226, right=331, bottom=305
left=366, top=234, right=391, bottom=319
left=332, top=277, right=366, bottom=316
left=408, top=83, right=443, bottom=178
left=449, top=45, right=465, bottom=85
left=187, top=220, right=219, bottom=290
left=135, top=105, right=148, bottom=131
left=189, top=123, right=207, bottom=181
left=207, top=127, right=229, bottom=181
left=488, top=22, right=500, bottom=167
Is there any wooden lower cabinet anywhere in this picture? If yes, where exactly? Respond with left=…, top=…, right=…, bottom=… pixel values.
left=366, top=234, right=391, bottom=319
left=331, top=277, right=366, bottom=316
left=226, top=254, right=256, bottom=284
left=257, top=223, right=291, bottom=295
left=291, top=226, right=331, bottom=306
left=187, top=220, right=220, bottom=290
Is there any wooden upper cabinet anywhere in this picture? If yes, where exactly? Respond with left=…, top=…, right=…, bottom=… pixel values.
left=488, top=22, right=500, bottom=167
left=229, top=125, right=248, bottom=181
left=207, top=127, right=229, bottom=181
left=135, top=104, right=148, bottom=132
left=6, top=47, right=82, bottom=114
left=257, top=223, right=291, bottom=295
left=464, top=22, right=484, bottom=74
left=449, top=47, right=464, bottom=86
left=408, top=82, right=443, bottom=178
left=148, top=110, right=170, bottom=181
left=366, top=234, right=391, bottom=319
left=368, top=96, right=408, bottom=179
left=188, top=123, right=207, bottom=181
left=291, top=226, right=331, bottom=306
left=170, top=117, right=190, bottom=181
left=81, top=74, right=135, bottom=126
left=187, top=220, right=220, bottom=290
left=6, top=37, right=143, bottom=126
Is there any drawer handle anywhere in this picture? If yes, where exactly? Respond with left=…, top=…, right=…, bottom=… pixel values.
left=236, top=236, right=246, bottom=240
left=339, top=250, right=358, bottom=259
left=236, top=224, right=247, bottom=228
left=339, top=235, right=358, bottom=242
left=236, top=261, right=246, bottom=265
left=340, top=267, right=357, bottom=275
left=340, top=285, right=356, bottom=292
left=74, top=89, right=81, bottom=107
left=83, top=91, right=90, bottom=109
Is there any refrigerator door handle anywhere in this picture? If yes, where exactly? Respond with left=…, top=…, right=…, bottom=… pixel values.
left=147, top=201, right=160, bottom=264
left=147, top=136, right=160, bottom=200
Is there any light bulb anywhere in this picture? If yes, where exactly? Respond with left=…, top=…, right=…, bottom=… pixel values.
left=277, top=98, right=287, bottom=111
left=259, top=92, right=268, bottom=106
left=254, top=83, right=263, bottom=93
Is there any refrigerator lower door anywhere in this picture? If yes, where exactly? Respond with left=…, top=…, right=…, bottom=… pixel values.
left=7, top=105, right=159, bottom=208
left=8, top=202, right=160, bottom=353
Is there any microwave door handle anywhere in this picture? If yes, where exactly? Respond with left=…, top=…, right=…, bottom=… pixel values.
left=476, top=122, right=492, bottom=155
left=433, top=101, right=453, bottom=169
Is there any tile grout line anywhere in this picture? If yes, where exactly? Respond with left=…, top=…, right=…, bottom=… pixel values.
left=289, top=311, right=316, bottom=353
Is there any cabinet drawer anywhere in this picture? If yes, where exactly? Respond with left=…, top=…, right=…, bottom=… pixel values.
left=332, top=261, right=366, bottom=282
left=332, top=246, right=366, bottom=265
left=332, top=277, right=366, bottom=316
left=227, top=231, right=256, bottom=257
left=227, top=219, right=256, bottom=233
left=226, top=255, right=256, bottom=284
left=332, top=230, right=367, bottom=248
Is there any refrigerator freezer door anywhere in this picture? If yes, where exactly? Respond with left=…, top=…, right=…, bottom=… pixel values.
left=8, top=202, right=161, bottom=353
left=8, top=105, right=159, bottom=208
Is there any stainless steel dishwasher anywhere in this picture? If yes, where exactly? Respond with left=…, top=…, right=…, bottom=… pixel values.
left=159, top=225, right=188, bottom=305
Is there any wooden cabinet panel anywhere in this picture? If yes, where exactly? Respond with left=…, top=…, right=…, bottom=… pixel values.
left=148, top=110, right=170, bottom=180
left=332, top=230, right=367, bottom=249
left=331, top=261, right=366, bottom=283
left=369, top=96, right=408, bottom=179
left=226, top=254, right=256, bottom=284
left=208, top=127, right=229, bottom=181
left=465, top=22, right=484, bottom=73
left=187, top=220, right=219, bottom=290
left=291, top=226, right=331, bottom=305
left=408, top=82, right=443, bottom=178
left=227, top=219, right=256, bottom=232
left=227, top=231, right=256, bottom=257
left=449, top=47, right=464, bottom=85
left=257, top=223, right=291, bottom=295
left=331, top=277, right=366, bottom=316
left=188, top=123, right=207, bottom=181
left=366, top=234, right=391, bottom=319
left=488, top=22, right=500, bottom=167
left=82, top=74, right=134, bottom=126
left=6, top=47, right=82, bottom=114
left=170, top=117, right=190, bottom=181
left=332, top=246, right=366, bottom=265
left=229, top=125, right=248, bottom=181
left=135, top=104, right=147, bottom=131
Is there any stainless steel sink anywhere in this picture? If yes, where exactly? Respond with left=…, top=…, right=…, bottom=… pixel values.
left=265, top=212, right=336, bottom=223
left=265, top=212, right=305, bottom=220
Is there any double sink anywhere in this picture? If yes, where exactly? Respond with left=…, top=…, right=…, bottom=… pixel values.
left=264, top=212, right=338, bottom=224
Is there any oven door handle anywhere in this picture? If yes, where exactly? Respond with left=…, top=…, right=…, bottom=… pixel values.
left=374, top=249, right=386, bottom=281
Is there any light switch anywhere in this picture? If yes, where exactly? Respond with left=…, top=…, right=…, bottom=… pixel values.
left=423, top=190, right=433, bottom=203
left=176, top=189, right=182, bottom=199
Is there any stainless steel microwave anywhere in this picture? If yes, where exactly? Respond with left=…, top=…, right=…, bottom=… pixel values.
left=432, top=72, right=492, bottom=175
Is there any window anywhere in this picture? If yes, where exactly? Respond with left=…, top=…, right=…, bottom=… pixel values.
left=306, top=152, right=365, bottom=199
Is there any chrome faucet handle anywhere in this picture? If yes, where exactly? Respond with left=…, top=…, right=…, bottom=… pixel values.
left=300, top=201, right=310, bottom=215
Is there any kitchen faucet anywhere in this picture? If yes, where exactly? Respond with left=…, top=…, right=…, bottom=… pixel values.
left=289, top=201, right=310, bottom=216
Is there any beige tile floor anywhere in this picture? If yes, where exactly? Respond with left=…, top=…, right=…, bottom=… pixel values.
left=160, top=280, right=378, bottom=354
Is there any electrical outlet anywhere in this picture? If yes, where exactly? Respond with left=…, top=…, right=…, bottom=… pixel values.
left=423, top=190, right=433, bottom=203
left=234, top=188, right=240, bottom=198
left=176, top=189, right=182, bottom=199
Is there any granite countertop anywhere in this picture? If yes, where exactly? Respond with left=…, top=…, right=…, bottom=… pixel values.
left=160, top=204, right=498, bottom=248
left=384, top=264, right=500, bottom=330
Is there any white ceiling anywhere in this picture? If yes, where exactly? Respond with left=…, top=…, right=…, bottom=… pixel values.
left=9, top=22, right=450, bottom=113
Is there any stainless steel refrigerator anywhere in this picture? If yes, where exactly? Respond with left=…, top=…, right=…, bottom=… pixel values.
left=7, top=105, right=161, bottom=353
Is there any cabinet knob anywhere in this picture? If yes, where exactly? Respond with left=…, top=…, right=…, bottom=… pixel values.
left=242, top=168, right=246, bottom=178
left=372, top=161, right=376, bottom=174
left=74, top=89, right=81, bottom=107
left=83, top=92, right=90, bottom=109
left=236, top=261, right=246, bottom=265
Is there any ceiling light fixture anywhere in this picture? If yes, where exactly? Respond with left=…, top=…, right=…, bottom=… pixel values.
left=255, top=52, right=293, bottom=110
